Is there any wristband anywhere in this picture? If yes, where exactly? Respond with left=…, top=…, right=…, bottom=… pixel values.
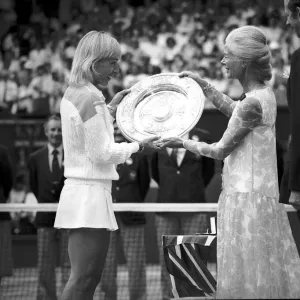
left=138, top=141, right=144, bottom=152
left=107, top=105, right=116, bottom=112
left=203, top=83, right=215, bottom=93
left=183, top=140, right=189, bottom=149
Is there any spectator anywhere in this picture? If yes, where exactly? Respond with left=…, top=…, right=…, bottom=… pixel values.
left=12, top=66, right=34, bottom=115
left=0, top=144, right=13, bottom=286
left=0, top=70, right=18, bottom=113
left=101, top=126, right=150, bottom=300
left=29, top=40, right=51, bottom=70
left=8, top=171, right=37, bottom=235
left=28, top=114, right=69, bottom=300
left=28, top=64, right=53, bottom=116
left=151, top=128, right=215, bottom=300
left=139, top=31, right=163, bottom=66
left=123, top=64, right=146, bottom=89
left=161, top=37, right=182, bottom=64
left=50, top=71, right=67, bottom=113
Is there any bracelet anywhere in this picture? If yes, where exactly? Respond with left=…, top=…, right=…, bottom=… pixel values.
left=107, top=105, right=116, bottom=112
left=138, top=141, right=144, bottom=152
left=203, top=83, right=215, bottom=93
left=183, top=140, right=189, bottom=149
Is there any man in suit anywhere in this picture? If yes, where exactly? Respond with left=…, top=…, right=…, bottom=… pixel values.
left=28, top=114, right=69, bottom=300
left=0, top=144, right=13, bottom=285
left=101, top=126, right=150, bottom=300
left=280, top=0, right=300, bottom=211
left=151, top=128, right=215, bottom=300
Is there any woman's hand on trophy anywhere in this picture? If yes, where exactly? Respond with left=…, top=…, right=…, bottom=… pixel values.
left=108, top=89, right=131, bottom=117
left=111, top=89, right=131, bottom=106
left=156, top=137, right=185, bottom=149
left=179, top=71, right=208, bottom=89
left=140, top=136, right=162, bottom=150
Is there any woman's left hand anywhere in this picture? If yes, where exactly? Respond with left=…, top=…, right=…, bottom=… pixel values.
left=157, top=137, right=185, bottom=149
left=179, top=71, right=208, bottom=89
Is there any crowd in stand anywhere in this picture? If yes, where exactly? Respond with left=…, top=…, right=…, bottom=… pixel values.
left=0, top=0, right=296, bottom=117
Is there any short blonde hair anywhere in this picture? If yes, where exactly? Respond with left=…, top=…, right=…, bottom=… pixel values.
left=226, top=26, right=272, bottom=82
left=69, top=31, right=121, bottom=85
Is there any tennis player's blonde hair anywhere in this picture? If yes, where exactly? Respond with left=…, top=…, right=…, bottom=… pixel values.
left=225, top=26, right=272, bottom=82
left=69, top=31, right=121, bottom=85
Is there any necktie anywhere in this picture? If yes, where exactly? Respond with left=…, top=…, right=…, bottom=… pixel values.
left=52, top=149, right=61, bottom=181
left=170, top=148, right=178, bottom=166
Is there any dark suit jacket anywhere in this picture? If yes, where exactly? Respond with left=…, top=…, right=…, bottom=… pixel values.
left=280, top=48, right=300, bottom=203
left=151, top=130, right=215, bottom=214
left=112, top=152, right=150, bottom=225
left=28, top=146, right=65, bottom=227
left=0, top=145, right=13, bottom=221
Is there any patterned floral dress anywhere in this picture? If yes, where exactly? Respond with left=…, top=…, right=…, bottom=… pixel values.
left=184, top=86, right=300, bottom=299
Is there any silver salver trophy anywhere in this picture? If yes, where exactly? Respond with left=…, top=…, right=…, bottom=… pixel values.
left=116, top=73, right=206, bottom=141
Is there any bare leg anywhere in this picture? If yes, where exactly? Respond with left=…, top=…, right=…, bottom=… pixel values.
left=101, top=231, right=118, bottom=300
left=60, top=228, right=110, bottom=300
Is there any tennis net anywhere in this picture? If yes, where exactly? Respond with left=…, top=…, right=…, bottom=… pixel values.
left=0, top=203, right=296, bottom=300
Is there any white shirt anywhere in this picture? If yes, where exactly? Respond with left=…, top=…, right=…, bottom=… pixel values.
left=167, top=148, right=186, bottom=167
left=48, top=143, right=63, bottom=171
left=0, top=79, right=18, bottom=103
left=9, top=189, right=38, bottom=220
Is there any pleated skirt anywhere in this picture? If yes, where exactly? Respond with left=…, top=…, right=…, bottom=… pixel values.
left=54, top=178, right=118, bottom=231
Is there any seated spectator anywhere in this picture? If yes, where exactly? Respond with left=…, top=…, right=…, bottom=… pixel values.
left=8, top=171, right=37, bottom=235
left=161, top=36, right=182, bottom=65
left=139, top=30, right=163, bottom=66
left=50, top=71, right=67, bottom=113
left=29, top=40, right=52, bottom=70
left=11, top=66, right=34, bottom=115
left=0, top=70, right=18, bottom=113
left=123, top=64, right=147, bottom=89
left=28, top=63, right=53, bottom=116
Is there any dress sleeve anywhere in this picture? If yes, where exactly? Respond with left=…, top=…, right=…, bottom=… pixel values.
left=81, top=93, right=139, bottom=165
left=203, top=84, right=237, bottom=117
left=184, top=97, right=263, bottom=160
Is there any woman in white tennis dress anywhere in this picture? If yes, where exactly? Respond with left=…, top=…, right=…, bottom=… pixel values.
left=159, top=26, right=300, bottom=299
left=55, top=31, right=159, bottom=300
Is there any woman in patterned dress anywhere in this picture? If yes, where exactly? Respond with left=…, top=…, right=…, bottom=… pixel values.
left=158, top=25, right=300, bottom=299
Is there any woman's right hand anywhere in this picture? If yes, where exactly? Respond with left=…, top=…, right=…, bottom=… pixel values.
left=179, top=71, right=208, bottom=89
left=110, top=89, right=131, bottom=108
left=108, top=89, right=131, bottom=118
left=140, top=136, right=161, bottom=150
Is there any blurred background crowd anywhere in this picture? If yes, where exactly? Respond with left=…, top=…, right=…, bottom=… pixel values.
left=0, top=0, right=295, bottom=118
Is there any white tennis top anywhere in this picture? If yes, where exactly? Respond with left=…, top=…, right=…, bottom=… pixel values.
left=60, top=82, right=139, bottom=181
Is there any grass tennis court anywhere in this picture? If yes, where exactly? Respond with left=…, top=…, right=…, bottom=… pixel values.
left=1, top=264, right=217, bottom=300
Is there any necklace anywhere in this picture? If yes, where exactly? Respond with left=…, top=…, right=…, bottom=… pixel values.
left=243, top=82, right=266, bottom=94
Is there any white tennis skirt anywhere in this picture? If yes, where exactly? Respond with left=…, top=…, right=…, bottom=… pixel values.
left=54, top=178, right=118, bottom=230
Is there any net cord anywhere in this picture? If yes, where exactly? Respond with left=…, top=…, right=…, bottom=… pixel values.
left=0, top=203, right=296, bottom=212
